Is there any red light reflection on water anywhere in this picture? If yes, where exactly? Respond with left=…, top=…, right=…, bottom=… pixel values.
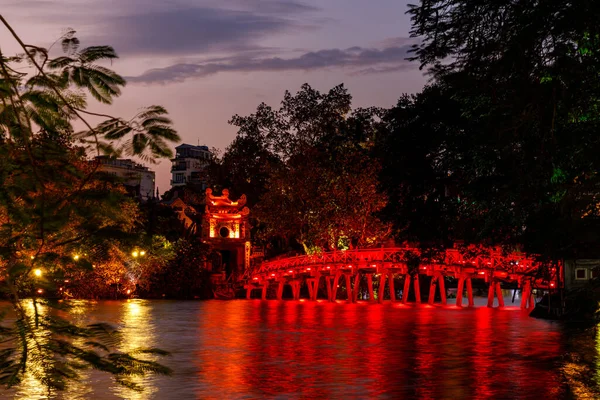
left=192, top=301, right=566, bottom=399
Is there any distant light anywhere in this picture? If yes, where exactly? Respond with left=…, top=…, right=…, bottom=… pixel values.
left=326, top=266, right=330, bottom=269
left=73, top=254, right=80, bottom=261
left=478, top=271, right=485, bottom=275
left=253, top=277, right=258, bottom=280
left=37, top=289, right=43, bottom=294
left=30, top=255, right=35, bottom=260
left=271, top=273, right=275, bottom=276
left=288, top=270, right=293, bottom=273
left=307, top=268, right=311, bottom=271
left=126, top=289, right=131, bottom=295
left=33, top=269, right=42, bottom=277
left=132, top=250, right=139, bottom=258
left=140, top=250, right=146, bottom=256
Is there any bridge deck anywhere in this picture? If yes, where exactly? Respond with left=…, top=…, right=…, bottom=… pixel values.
left=245, top=247, right=562, bottom=308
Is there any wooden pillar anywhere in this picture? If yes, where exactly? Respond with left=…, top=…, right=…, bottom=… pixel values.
left=353, top=273, right=361, bottom=302
left=466, top=277, right=474, bottom=307
left=291, top=281, right=301, bottom=300
left=414, top=274, right=421, bottom=304
left=326, top=277, right=333, bottom=301
left=246, top=285, right=252, bottom=300
left=439, top=275, right=447, bottom=305
left=307, top=279, right=314, bottom=300
left=495, top=281, right=504, bottom=307
left=456, top=276, right=465, bottom=307
left=388, top=273, right=396, bottom=302
left=261, top=284, right=268, bottom=300
left=345, top=274, right=352, bottom=301
left=367, top=274, right=374, bottom=301
left=378, top=273, right=386, bottom=303
left=520, top=280, right=531, bottom=310
left=428, top=275, right=437, bottom=305
left=402, top=274, right=411, bottom=304
left=487, top=281, right=495, bottom=307
left=331, top=272, right=341, bottom=302
left=313, top=276, right=321, bottom=300
left=277, top=281, right=284, bottom=300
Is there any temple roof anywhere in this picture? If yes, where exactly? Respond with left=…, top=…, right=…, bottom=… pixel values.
left=206, top=188, right=247, bottom=209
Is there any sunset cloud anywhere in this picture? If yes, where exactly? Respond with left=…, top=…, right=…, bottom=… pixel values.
left=127, top=44, right=415, bottom=84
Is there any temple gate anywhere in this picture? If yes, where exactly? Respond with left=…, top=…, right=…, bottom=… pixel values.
left=202, top=188, right=250, bottom=280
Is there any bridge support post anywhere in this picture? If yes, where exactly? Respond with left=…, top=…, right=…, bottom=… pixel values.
left=345, top=274, right=352, bottom=301
left=261, top=284, right=268, bottom=300
left=277, top=280, right=284, bottom=300
left=487, top=280, right=504, bottom=307
left=389, top=273, right=396, bottom=302
left=352, top=273, right=361, bottom=302
left=291, top=281, right=301, bottom=300
left=456, top=276, right=465, bottom=307
left=331, top=272, right=341, bottom=301
left=310, top=276, right=321, bottom=300
left=326, top=277, right=333, bottom=301
left=466, top=277, right=474, bottom=307
left=402, top=274, right=411, bottom=304
left=520, top=280, right=535, bottom=311
left=307, top=277, right=320, bottom=301
left=367, top=274, right=374, bottom=301
left=246, top=285, right=252, bottom=300
left=378, top=273, right=386, bottom=303
left=428, top=275, right=437, bottom=305
left=413, top=274, right=421, bottom=304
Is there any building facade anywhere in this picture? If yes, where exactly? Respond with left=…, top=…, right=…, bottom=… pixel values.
left=96, top=156, right=155, bottom=202
left=170, top=144, right=212, bottom=188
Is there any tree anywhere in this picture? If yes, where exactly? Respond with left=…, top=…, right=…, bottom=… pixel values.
left=0, top=17, right=179, bottom=392
left=403, top=1, right=600, bottom=257
left=230, top=84, right=390, bottom=253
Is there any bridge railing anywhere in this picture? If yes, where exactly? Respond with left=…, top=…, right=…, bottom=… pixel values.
left=255, top=247, right=544, bottom=277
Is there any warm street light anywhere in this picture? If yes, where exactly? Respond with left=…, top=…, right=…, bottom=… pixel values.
left=132, top=249, right=145, bottom=258
left=33, top=269, right=42, bottom=277
left=73, top=254, right=80, bottom=261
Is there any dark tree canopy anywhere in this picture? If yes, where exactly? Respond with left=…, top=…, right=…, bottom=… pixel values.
left=393, top=0, right=600, bottom=257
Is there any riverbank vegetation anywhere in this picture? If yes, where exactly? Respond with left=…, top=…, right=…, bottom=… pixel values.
left=0, top=17, right=179, bottom=393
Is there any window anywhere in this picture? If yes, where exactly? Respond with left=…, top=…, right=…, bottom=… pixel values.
left=219, top=226, right=230, bottom=238
left=174, top=173, right=185, bottom=183
left=575, top=268, right=587, bottom=280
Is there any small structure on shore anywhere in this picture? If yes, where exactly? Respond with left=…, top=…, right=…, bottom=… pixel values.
left=202, top=188, right=251, bottom=281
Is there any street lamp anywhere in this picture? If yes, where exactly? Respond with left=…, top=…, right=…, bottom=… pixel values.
left=33, top=268, right=42, bottom=277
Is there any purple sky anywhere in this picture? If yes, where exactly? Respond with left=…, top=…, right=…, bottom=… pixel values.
left=3, top=0, right=427, bottom=192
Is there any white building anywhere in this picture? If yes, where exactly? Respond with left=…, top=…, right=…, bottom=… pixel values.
left=96, top=157, right=156, bottom=202
left=170, top=144, right=211, bottom=188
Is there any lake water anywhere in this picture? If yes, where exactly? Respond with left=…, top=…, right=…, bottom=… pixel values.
left=4, top=297, right=599, bottom=399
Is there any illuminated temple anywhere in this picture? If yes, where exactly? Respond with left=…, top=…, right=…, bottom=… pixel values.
left=202, top=188, right=251, bottom=279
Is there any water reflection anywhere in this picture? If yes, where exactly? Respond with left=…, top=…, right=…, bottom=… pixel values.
left=3, top=298, right=598, bottom=399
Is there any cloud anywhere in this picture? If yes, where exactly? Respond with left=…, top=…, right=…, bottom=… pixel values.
left=90, top=7, right=303, bottom=56
left=7, top=0, right=318, bottom=56
left=127, top=44, right=416, bottom=84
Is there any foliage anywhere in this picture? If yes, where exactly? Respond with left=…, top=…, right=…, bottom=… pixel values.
left=0, top=18, right=179, bottom=392
left=222, top=84, right=390, bottom=253
left=142, top=238, right=215, bottom=299
left=388, top=0, right=600, bottom=257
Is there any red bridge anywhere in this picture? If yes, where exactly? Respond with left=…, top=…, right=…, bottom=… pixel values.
left=245, top=247, right=562, bottom=309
